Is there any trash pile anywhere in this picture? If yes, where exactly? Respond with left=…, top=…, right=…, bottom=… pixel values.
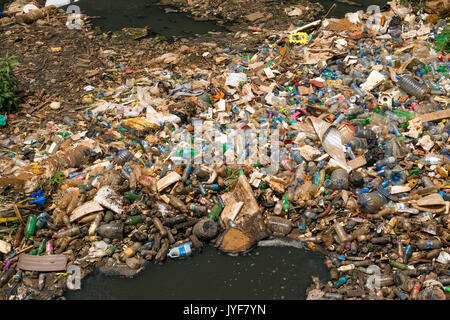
left=0, top=0, right=449, bottom=300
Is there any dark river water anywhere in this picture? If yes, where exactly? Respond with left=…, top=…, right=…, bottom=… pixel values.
left=66, top=245, right=329, bottom=300
left=51, top=0, right=388, bottom=37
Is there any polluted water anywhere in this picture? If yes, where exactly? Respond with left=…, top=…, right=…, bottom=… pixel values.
left=66, top=245, right=329, bottom=300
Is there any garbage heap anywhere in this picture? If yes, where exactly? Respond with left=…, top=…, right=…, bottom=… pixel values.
left=0, top=1, right=449, bottom=300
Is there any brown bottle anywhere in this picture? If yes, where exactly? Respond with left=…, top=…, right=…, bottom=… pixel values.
left=14, top=225, right=24, bottom=248
left=167, top=195, right=188, bottom=213
left=120, top=242, right=142, bottom=261
left=152, top=217, right=168, bottom=237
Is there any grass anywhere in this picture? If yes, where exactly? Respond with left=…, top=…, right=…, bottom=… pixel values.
left=434, top=23, right=450, bottom=54
left=0, top=52, right=20, bottom=113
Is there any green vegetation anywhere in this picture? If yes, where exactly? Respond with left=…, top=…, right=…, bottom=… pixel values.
left=0, top=53, right=20, bottom=113
left=434, top=24, right=450, bottom=54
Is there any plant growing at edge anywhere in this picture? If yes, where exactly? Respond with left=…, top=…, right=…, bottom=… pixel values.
left=434, top=24, right=450, bottom=54
left=0, top=52, right=20, bottom=113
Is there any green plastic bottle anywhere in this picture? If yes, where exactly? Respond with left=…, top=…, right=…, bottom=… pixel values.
left=124, top=191, right=139, bottom=203
left=25, top=215, right=37, bottom=240
left=282, top=194, right=290, bottom=212
left=209, top=203, right=224, bottom=222
left=355, top=118, right=370, bottom=125
left=391, top=109, right=415, bottom=120
left=125, top=215, right=144, bottom=226
left=312, top=170, right=322, bottom=186
left=37, top=238, right=47, bottom=256
left=390, top=259, right=408, bottom=270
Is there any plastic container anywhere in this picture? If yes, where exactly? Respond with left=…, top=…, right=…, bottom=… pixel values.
left=167, top=242, right=192, bottom=258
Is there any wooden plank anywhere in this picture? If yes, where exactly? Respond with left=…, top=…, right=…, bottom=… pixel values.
left=417, top=109, right=450, bottom=123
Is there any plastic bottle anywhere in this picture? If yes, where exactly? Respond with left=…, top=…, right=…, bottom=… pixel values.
left=348, top=138, right=368, bottom=153
left=167, top=242, right=192, bottom=258
left=35, top=212, right=51, bottom=231
left=350, top=82, right=366, bottom=98
left=329, top=168, right=349, bottom=190
left=96, top=223, right=124, bottom=239
left=375, top=156, right=397, bottom=171
left=304, top=210, right=318, bottom=220
left=419, top=176, right=438, bottom=194
left=120, top=242, right=142, bottom=261
left=54, top=226, right=81, bottom=239
left=334, top=221, right=352, bottom=243
left=87, top=213, right=103, bottom=240
left=151, top=216, right=168, bottom=237
left=168, top=195, right=188, bottom=213
left=45, top=241, right=53, bottom=255
left=334, top=276, right=348, bottom=288
left=189, top=204, right=208, bottom=217
left=403, top=244, right=413, bottom=264
left=209, top=203, right=224, bottom=222
left=193, top=218, right=218, bottom=240
left=273, top=201, right=283, bottom=216
left=63, top=116, right=76, bottom=126
left=265, top=216, right=293, bottom=234
left=37, top=238, right=47, bottom=256
left=357, top=191, right=388, bottom=214
left=14, top=225, right=24, bottom=248
left=397, top=75, right=429, bottom=98
left=384, top=166, right=407, bottom=185
left=115, top=149, right=133, bottom=165
left=415, top=239, right=442, bottom=250
left=125, top=215, right=145, bottom=226
left=25, top=215, right=37, bottom=240
left=419, top=154, right=449, bottom=166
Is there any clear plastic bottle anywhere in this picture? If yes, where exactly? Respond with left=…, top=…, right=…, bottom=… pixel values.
left=348, top=138, right=368, bottom=153
left=384, top=166, right=407, bottom=185
left=376, top=156, right=397, bottom=170
left=265, top=216, right=293, bottom=234
left=334, top=221, right=352, bottom=243
left=54, top=226, right=81, bottom=239
left=115, top=149, right=133, bottom=165
left=419, top=154, right=450, bottom=166
left=397, top=75, right=429, bottom=98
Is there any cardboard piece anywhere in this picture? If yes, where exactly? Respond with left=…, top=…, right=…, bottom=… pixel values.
left=70, top=200, right=104, bottom=223
left=157, top=171, right=181, bottom=192
left=94, top=186, right=124, bottom=214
